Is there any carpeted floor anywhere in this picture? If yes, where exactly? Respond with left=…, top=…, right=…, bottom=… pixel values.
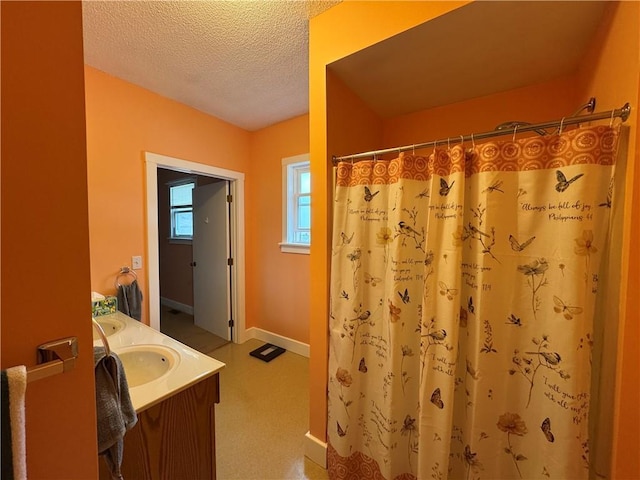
left=159, top=305, right=229, bottom=354
left=209, top=339, right=328, bottom=480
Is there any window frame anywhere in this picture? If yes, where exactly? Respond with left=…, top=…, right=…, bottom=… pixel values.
left=280, top=153, right=310, bottom=254
left=168, top=178, right=196, bottom=243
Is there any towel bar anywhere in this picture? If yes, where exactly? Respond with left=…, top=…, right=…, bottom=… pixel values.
left=115, top=266, right=137, bottom=288
left=27, top=360, right=67, bottom=383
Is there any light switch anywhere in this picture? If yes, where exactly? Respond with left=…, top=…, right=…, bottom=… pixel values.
left=132, top=255, right=143, bottom=270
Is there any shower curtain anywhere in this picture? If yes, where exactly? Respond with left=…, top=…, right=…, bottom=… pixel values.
left=327, top=125, right=620, bottom=480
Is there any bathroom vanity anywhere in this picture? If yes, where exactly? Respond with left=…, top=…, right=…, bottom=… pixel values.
left=95, top=312, right=225, bottom=480
left=103, top=374, right=220, bottom=479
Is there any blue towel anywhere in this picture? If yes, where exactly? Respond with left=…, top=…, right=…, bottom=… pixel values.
left=94, top=347, right=137, bottom=480
left=117, top=279, right=143, bottom=321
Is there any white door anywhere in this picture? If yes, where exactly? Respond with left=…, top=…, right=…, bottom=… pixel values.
left=192, top=181, right=230, bottom=339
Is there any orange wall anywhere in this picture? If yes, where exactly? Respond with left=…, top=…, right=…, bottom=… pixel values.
left=382, top=75, right=580, bottom=147
left=327, top=70, right=384, bottom=159
left=619, top=119, right=640, bottom=477
left=246, top=115, right=311, bottom=342
left=1, top=2, right=98, bottom=478
left=85, top=66, right=250, bottom=325
left=86, top=66, right=313, bottom=345
left=574, top=2, right=640, bottom=477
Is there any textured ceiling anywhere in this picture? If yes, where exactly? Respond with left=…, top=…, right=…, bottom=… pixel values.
left=83, top=1, right=608, bottom=133
left=82, top=0, right=341, bottom=131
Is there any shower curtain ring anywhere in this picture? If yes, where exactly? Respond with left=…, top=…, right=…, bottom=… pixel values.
left=471, top=133, right=476, bottom=150
left=609, top=109, right=616, bottom=127
left=512, top=124, right=519, bottom=142
left=447, top=137, right=451, bottom=152
left=412, top=144, right=416, bottom=155
left=559, top=117, right=566, bottom=134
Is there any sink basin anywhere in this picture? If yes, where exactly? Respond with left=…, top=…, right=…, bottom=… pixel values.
left=93, top=316, right=126, bottom=339
left=116, top=345, right=180, bottom=388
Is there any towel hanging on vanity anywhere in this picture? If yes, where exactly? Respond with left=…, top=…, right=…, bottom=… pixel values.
left=94, top=347, right=137, bottom=480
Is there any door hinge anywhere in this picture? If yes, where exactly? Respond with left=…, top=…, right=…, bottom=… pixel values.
left=227, top=258, right=234, bottom=266
left=226, top=194, right=233, bottom=203
left=228, top=319, right=234, bottom=327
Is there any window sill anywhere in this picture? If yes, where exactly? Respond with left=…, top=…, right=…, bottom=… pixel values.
left=279, top=242, right=310, bottom=255
left=168, top=237, right=193, bottom=245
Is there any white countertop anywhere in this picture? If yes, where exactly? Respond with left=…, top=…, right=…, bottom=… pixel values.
left=94, top=312, right=225, bottom=412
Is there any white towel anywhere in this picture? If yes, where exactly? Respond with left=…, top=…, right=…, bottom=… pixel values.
left=1, top=365, right=27, bottom=480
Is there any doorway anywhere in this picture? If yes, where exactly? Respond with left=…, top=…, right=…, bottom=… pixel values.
left=145, top=152, right=246, bottom=344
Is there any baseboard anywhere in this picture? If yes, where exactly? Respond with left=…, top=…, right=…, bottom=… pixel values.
left=244, top=327, right=309, bottom=358
left=304, top=431, right=327, bottom=469
left=160, top=297, right=194, bottom=316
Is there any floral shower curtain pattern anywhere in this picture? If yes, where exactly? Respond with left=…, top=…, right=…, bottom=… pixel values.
left=327, top=125, right=620, bottom=480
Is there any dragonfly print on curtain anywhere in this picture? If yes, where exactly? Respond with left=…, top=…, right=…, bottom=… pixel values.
left=327, top=125, right=621, bottom=480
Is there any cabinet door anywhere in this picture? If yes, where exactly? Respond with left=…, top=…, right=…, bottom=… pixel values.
left=99, top=374, right=219, bottom=480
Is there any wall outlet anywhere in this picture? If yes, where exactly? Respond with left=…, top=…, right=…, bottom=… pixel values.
left=132, top=255, right=143, bottom=270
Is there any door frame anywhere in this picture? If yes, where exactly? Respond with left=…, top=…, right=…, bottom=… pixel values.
left=145, top=151, right=246, bottom=343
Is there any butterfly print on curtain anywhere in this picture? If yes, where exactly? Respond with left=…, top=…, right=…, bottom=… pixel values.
left=327, top=125, right=620, bottom=480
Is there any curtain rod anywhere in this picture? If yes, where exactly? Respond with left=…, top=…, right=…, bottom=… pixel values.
left=332, top=102, right=631, bottom=163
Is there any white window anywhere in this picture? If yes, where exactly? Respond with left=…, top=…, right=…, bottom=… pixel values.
left=281, top=153, right=310, bottom=254
left=169, top=180, right=195, bottom=240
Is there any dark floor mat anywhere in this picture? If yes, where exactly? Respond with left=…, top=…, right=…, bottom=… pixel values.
left=249, top=343, right=286, bottom=362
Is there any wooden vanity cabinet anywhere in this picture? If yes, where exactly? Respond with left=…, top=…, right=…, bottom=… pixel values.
left=99, top=373, right=220, bottom=480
